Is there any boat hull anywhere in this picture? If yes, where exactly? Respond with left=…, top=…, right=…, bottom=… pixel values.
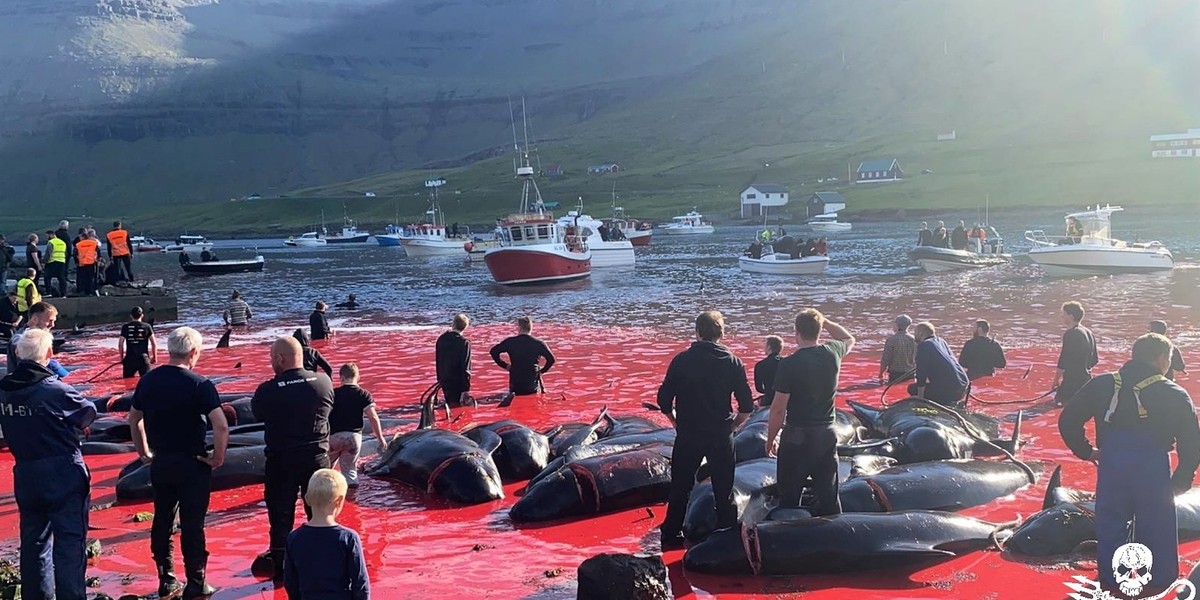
left=661, top=225, right=715, bottom=235
left=589, top=242, right=636, bottom=267
left=401, top=238, right=470, bottom=257
left=739, top=254, right=829, bottom=275
left=325, top=234, right=371, bottom=244
left=909, top=247, right=1011, bottom=272
left=375, top=235, right=403, bottom=247
left=164, top=243, right=213, bottom=253
left=181, top=258, right=265, bottom=275
left=809, top=222, right=852, bottom=233
left=285, top=239, right=327, bottom=247
left=625, top=229, right=652, bottom=246
left=484, top=247, right=591, bottom=285
left=1028, top=245, right=1175, bottom=276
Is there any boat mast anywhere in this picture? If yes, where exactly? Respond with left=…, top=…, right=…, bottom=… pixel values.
left=511, top=97, right=544, bottom=216
left=425, top=177, right=446, bottom=227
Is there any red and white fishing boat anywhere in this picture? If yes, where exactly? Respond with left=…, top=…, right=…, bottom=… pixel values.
left=603, top=206, right=653, bottom=247
left=484, top=100, right=591, bottom=285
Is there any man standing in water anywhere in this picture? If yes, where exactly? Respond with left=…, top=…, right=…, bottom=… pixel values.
left=489, top=316, right=555, bottom=407
left=767, top=309, right=855, bottom=517
left=1059, top=333, right=1200, bottom=597
left=1053, top=301, right=1098, bottom=405
left=958, top=319, right=1007, bottom=381
left=1149, top=320, right=1187, bottom=381
left=251, top=337, right=334, bottom=580
left=436, top=314, right=472, bottom=407
left=657, top=311, right=754, bottom=549
left=879, top=315, right=916, bottom=385
left=117, top=307, right=157, bottom=379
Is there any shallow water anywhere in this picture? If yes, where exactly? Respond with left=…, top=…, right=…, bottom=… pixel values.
left=4, top=207, right=1200, bottom=598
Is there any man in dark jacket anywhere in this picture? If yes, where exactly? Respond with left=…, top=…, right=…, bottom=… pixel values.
left=657, top=311, right=754, bottom=549
left=917, top=222, right=933, bottom=247
left=908, top=322, right=969, bottom=407
left=1053, top=301, right=1098, bottom=405
left=435, top=314, right=472, bottom=407
left=951, top=220, right=968, bottom=250
left=933, top=221, right=950, bottom=248
left=753, top=335, right=782, bottom=406
left=0, top=233, right=14, bottom=282
left=489, top=316, right=555, bottom=406
left=0, top=328, right=97, bottom=600
left=958, top=320, right=1007, bottom=380
left=1059, top=333, right=1200, bottom=596
left=309, top=302, right=331, bottom=341
left=1150, top=320, right=1187, bottom=381
left=251, top=336, right=334, bottom=580
left=292, top=329, right=333, bottom=378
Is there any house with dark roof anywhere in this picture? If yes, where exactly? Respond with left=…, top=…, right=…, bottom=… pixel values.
left=807, top=191, right=846, bottom=218
left=855, top=158, right=904, bottom=184
left=740, top=184, right=790, bottom=218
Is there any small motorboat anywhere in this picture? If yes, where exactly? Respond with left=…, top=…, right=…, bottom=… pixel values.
left=1025, top=205, right=1174, bottom=276
left=131, top=236, right=164, bottom=253
left=909, top=227, right=1011, bottom=272
left=285, top=232, right=328, bottom=247
left=739, top=251, right=830, bottom=275
left=325, top=216, right=371, bottom=244
left=659, top=209, right=715, bottom=235
left=163, top=235, right=213, bottom=253
left=807, top=213, right=852, bottom=233
left=180, top=254, right=265, bottom=275
left=603, top=206, right=652, bottom=246
left=376, top=224, right=403, bottom=247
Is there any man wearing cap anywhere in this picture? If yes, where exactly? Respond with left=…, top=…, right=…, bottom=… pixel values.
left=879, top=315, right=917, bottom=385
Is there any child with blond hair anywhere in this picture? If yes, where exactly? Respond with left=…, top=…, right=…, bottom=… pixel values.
left=283, top=469, right=369, bottom=599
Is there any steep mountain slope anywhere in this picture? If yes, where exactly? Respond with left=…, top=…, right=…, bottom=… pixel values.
left=1, top=0, right=1197, bottom=218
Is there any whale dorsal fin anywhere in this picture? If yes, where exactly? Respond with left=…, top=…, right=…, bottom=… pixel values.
left=216, top=329, right=232, bottom=349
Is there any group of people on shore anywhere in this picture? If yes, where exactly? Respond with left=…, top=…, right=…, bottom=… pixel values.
left=0, top=221, right=137, bottom=307
left=1, top=295, right=1198, bottom=598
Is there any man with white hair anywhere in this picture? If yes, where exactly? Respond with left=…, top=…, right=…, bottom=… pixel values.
left=6, top=302, right=68, bottom=379
left=128, top=327, right=228, bottom=598
left=0, top=328, right=97, bottom=600
left=251, top=336, right=334, bottom=580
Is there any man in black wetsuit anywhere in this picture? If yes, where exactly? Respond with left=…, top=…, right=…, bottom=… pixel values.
left=489, top=316, right=555, bottom=406
left=767, top=309, right=855, bottom=516
left=917, top=222, right=934, bottom=247
left=1053, top=301, right=1098, bottom=405
left=117, top=306, right=157, bottom=379
left=958, top=319, right=1007, bottom=381
left=334, top=294, right=358, bottom=310
left=657, top=310, right=754, bottom=549
left=435, top=314, right=472, bottom=407
left=1150, top=320, right=1187, bottom=381
left=951, top=220, right=968, bottom=250
left=753, top=335, right=782, bottom=406
left=251, top=336, right=334, bottom=580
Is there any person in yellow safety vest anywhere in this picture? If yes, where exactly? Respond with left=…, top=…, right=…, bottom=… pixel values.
left=74, top=232, right=101, bottom=297
left=44, top=231, right=68, bottom=298
left=16, top=268, right=41, bottom=321
left=760, top=228, right=774, bottom=243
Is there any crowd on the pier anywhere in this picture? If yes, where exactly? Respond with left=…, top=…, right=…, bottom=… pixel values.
left=0, top=293, right=1197, bottom=598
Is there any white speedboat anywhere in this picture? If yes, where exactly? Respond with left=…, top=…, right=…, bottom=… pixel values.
left=909, top=227, right=1011, bottom=272
left=285, top=232, right=328, bottom=247
left=660, top=210, right=715, bottom=235
left=1025, top=205, right=1174, bottom=276
left=163, top=235, right=213, bottom=253
left=559, top=209, right=635, bottom=267
left=739, top=252, right=830, bottom=275
left=807, top=213, right=852, bottom=233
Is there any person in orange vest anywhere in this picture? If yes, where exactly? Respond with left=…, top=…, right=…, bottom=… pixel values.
left=106, top=221, right=134, bottom=282
left=74, top=231, right=101, bottom=297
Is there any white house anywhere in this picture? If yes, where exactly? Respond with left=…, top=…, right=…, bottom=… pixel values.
left=1150, top=129, right=1200, bottom=158
left=740, top=184, right=790, bottom=218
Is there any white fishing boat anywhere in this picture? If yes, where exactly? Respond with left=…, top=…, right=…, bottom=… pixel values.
left=807, top=213, right=852, bottom=233
left=399, top=179, right=473, bottom=257
left=325, top=216, right=371, bottom=244
left=659, top=210, right=715, bottom=235
left=739, top=252, right=830, bottom=275
left=375, top=224, right=403, bottom=247
left=163, top=235, right=213, bottom=253
left=559, top=206, right=635, bottom=267
left=1025, top=205, right=1174, bottom=276
left=285, top=232, right=328, bottom=247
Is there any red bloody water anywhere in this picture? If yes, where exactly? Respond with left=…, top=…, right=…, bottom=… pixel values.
left=2, top=322, right=1198, bottom=599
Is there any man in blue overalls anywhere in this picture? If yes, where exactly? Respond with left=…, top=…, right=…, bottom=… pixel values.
left=1059, top=333, right=1200, bottom=595
left=0, top=328, right=97, bottom=600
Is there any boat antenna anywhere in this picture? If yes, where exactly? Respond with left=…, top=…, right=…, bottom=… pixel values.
left=985, top=194, right=990, bottom=226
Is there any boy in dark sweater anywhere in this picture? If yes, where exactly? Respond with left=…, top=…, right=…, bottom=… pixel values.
left=284, top=469, right=369, bottom=600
